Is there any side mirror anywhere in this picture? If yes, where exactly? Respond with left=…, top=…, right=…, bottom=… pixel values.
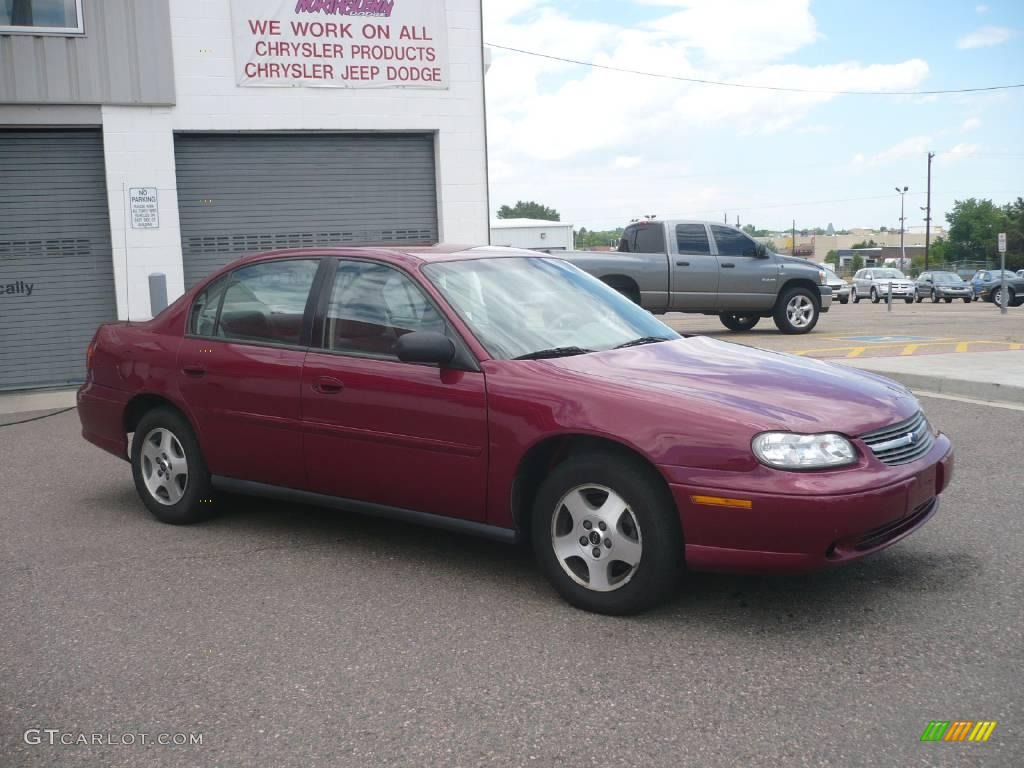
left=755, top=243, right=768, bottom=258
left=395, top=331, right=456, bottom=366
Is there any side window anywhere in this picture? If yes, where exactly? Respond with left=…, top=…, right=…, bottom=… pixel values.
left=618, top=225, right=638, bottom=253
left=216, top=259, right=319, bottom=345
left=676, top=224, right=711, bottom=255
left=189, top=276, right=229, bottom=336
left=711, top=226, right=758, bottom=258
left=633, top=224, right=666, bottom=254
left=324, top=261, right=445, bottom=359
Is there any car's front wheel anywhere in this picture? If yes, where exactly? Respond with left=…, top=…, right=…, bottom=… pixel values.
left=870, top=287, right=880, bottom=304
left=531, top=452, right=683, bottom=615
left=915, top=292, right=923, bottom=303
left=944, top=297, right=953, bottom=303
left=931, top=292, right=940, bottom=303
left=852, top=288, right=861, bottom=303
left=131, top=407, right=213, bottom=525
left=773, top=287, right=820, bottom=334
left=719, top=313, right=760, bottom=332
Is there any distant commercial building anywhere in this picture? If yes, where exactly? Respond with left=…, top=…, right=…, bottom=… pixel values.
left=490, top=219, right=575, bottom=251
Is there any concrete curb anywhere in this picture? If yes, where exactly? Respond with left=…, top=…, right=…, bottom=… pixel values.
left=839, top=355, right=1024, bottom=406
left=0, top=387, right=78, bottom=416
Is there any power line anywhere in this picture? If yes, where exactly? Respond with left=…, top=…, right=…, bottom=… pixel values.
left=486, top=43, right=1024, bottom=96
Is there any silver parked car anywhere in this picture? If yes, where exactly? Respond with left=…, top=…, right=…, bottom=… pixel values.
left=852, top=268, right=916, bottom=304
left=823, top=267, right=851, bottom=304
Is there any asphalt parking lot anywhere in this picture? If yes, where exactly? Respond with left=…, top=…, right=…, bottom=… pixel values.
left=1, top=393, right=1021, bottom=766
left=664, top=299, right=1024, bottom=359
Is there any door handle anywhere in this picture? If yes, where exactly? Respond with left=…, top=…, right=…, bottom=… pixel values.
left=676, top=261, right=690, bottom=267
left=721, top=263, right=736, bottom=268
left=181, top=364, right=206, bottom=377
left=313, top=376, right=345, bottom=395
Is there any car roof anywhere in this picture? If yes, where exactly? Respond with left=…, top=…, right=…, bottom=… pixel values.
left=230, top=244, right=549, bottom=270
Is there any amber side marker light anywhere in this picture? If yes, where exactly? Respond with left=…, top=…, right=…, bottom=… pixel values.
left=690, top=495, right=753, bottom=510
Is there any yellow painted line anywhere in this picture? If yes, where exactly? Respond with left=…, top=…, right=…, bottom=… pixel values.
left=900, top=344, right=919, bottom=356
left=956, top=342, right=970, bottom=353
left=1011, top=343, right=1022, bottom=350
left=690, top=495, right=753, bottom=510
left=846, top=347, right=866, bottom=358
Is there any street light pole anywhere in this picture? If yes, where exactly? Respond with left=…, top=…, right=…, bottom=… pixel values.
left=895, top=186, right=908, bottom=273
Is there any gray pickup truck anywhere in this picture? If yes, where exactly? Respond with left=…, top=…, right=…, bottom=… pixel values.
left=561, top=219, right=831, bottom=334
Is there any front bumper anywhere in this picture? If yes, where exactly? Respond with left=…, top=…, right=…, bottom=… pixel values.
left=663, top=437, right=954, bottom=574
left=818, top=286, right=833, bottom=312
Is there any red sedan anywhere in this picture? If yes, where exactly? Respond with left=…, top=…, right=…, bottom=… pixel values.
left=78, top=246, right=954, bottom=614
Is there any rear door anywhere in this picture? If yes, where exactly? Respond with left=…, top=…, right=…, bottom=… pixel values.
left=669, top=223, right=719, bottom=310
left=177, top=258, right=322, bottom=489
left=710, top=225, right=779, bottom=311
left=300, top=259, right=489, bottom=521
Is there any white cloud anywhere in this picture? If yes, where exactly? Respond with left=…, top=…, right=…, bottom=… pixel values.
left=961, top=117, right=982, bottom=132
left=956, top=26, right=1017, bottom=49
left=975, top=4, right=989, bottom=13
left=936, top=143, right=981, bottom=165
left=866, top=135, right=933, bottom=167
left=613, top=156, right=643, bottom=169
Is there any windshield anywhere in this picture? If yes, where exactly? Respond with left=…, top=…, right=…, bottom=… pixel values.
left=875, top=269, right=906, bottom=279
left=933, top=273, right=963, bottom=284
left=424, top=257, right=680, bottom=360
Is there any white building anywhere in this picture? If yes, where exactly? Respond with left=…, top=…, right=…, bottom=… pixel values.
left=0, top=0, right=488, bottom=391
left=490, top=219, right=575, bottom=251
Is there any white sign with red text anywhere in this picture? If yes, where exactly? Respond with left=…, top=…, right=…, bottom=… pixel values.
left=231, top=0, right=448, bottom=89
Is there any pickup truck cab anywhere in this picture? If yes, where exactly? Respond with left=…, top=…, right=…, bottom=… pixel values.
left=561, top=219, right=830, bottom=334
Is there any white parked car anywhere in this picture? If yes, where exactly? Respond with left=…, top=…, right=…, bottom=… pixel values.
left=852, top=268, right=917, bottom=304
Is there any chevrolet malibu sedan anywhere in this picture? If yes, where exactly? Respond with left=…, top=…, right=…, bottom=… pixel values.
left=78, top=246, right=954, bottom=614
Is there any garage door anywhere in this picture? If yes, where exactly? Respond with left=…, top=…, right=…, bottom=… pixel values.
left=0, top=130, right=117, bottom=391
left=175, top=133, right=438, bottom=287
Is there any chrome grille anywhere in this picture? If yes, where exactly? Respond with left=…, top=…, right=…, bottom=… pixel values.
left=860, top=411, right=934, bottom=466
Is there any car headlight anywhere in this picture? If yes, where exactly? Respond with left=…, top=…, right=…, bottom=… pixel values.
left=752, top=432, right=858, bottom=469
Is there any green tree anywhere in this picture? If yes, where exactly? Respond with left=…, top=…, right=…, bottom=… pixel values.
left=1001, top=197, right=1024, bottom=271
left=824, top=249, right=839, bottom=267
left=850, top=239, right=879, bottom=250
left=945, top=198, right=1006, bottom=264
left=850, top=254, right=864, bottom=271
left=926, top=236, right=950, bottom=266
left=497, top=201, right=560, bottom=221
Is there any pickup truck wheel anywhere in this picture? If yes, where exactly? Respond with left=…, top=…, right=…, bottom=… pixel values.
left=131, top=407, right=214, bottom=525
left=773, top=287, right=820, bottom=334
left=870, top=288, right=880, bottom=304
left=531, top=453, right=683, bottom=615
left=719, top=313, right=760, bottom=332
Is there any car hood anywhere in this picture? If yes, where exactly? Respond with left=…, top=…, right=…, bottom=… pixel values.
left=544, top=336, right=918, bottom=436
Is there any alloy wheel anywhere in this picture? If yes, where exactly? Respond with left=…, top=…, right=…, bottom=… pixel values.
left=550, top=484, right=642, bottom=592
left=786, top=295, right=815, bottom=328
left=140, top=427, right=189, bottom=505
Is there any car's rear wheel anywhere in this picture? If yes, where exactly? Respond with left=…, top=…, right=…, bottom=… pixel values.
left=870, top=288, right=880, bottom=304
left=131, top=407, right=213, bottom=525
left=773, top=287, right=820, bottom=334
left=944, top=297, right=952, bottom=304
left=719, top=313, right=760, bottom=332
left=531, top=452, right=683, bottom=615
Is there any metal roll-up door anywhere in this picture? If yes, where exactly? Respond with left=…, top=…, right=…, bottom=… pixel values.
left=0, top=130, right=117, bottom=391
left=175, top=133, right=439, bottom=287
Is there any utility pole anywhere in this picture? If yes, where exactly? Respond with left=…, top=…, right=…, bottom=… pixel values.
left=923, top=152, right=934, bottom=271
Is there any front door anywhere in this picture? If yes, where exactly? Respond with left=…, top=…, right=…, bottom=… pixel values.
left=669, top=223, right=720, bottom=310
left=301, top=259, right=489, bottom=521
left=710, top=225, right=779, bottom=311
left=177, top=258, right=321, bottom=490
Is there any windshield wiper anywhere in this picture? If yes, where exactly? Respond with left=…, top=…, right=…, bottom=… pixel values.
left=514, top=346, right=594, bottom=361
left=614, top=336, right=674, bottom=349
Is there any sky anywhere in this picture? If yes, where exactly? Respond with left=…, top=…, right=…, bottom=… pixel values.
left=481, top=0, right=1024, bottom=234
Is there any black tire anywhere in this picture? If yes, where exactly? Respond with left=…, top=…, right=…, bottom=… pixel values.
left=131, top=407, right=214, bottom=525
left=915, top=293, right=923, bottom=303
left=904, top=296, right=914, bottom=304
left=719, top=313, right=760, bottom=332
left=1003, top=288, right=1016, bottom=307
left=773, top=286, right=820, bottom=334
left=838, top=296, right=849, bottom=305
left=963, top=297, right=972, bottom=304
left=852, top=289, right=861, bottom=304
left=531, top=452, right=683, bottom=615
left=931, top=293, right=940, bottom=303
left=870, top=288, right=880, bottom=304
left=944, top=297, right=952, bottom=304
